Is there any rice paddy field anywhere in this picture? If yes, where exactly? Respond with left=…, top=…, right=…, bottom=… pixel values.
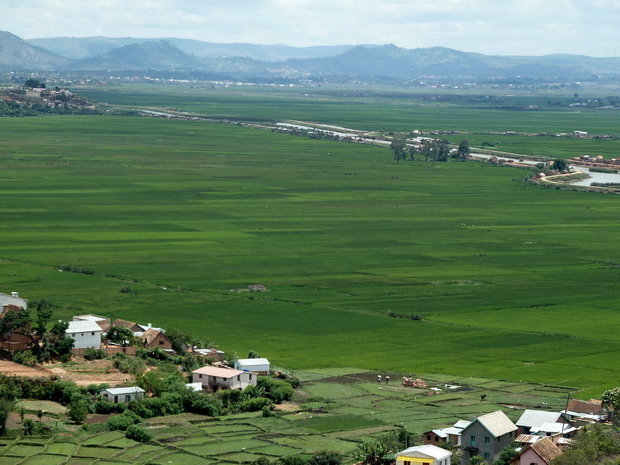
left=0, top=369, right=576, bottom=464
left=1, top=86, right=620, bottom=401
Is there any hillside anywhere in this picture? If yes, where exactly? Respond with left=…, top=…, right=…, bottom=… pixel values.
left=0, top=31, right=68, bottom=70
left=68, top=40, right=204, bottom=71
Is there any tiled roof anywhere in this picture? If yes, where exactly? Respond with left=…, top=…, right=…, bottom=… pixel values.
left=141, top=327, right=167, bottom=345
left=113, top=319, right=142, bottom=330
left=568, top=399, right=605, bottom=415
left=529, top=437, right=563, bottom=463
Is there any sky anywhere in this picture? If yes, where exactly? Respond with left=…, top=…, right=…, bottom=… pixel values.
left=3, top=0, right=620, bottom=57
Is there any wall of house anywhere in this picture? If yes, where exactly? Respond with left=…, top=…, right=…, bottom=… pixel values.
left=461, top=423, right=516, bottom=465
left=512, top=448, right=543, bottom=465
left=193, top=372, right=257, bottom=393
left=69, top=330, right=101, bottom=349
left=146, top=333, right=172, bottom=349
left=396, top=454, right=449, bottom=465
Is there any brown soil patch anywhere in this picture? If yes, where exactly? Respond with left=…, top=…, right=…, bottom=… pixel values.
left=84, top=413, right=114, bottom=425
left=44, top=359, right=135, bottom=387
left=274, top=401, right=300, bottom=412
left=0, top=360, right=50, bottom=378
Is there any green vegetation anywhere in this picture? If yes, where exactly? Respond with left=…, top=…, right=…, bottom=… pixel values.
left=1, top=111, right=620, bottom=398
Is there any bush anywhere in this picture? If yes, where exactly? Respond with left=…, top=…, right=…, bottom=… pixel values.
left=13, top=350, right=38, bottom=367
left=125, top=424, right=153, bottom=443
left=107, top=413, right=136, bottom=431
left=67, top=399, right=89, bottom=424
left=258, top=378, right=295, bottom=403
left=241, top=397, right=272, bottom=412
left=112, top=354, right=146, bottom=374
left=187, top=393, right=221, bottom=416
left=94, top=400, right=120, bottom=414
left=83, top=348, right=106, bottom=361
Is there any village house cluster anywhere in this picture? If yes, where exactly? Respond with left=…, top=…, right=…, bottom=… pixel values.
left=0, top=291, right=271, bottom=399
left=418, top=398, right=609, bottom=465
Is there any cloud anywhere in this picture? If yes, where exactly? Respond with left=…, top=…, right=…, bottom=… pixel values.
left=1, top=0, right=618, bottom=56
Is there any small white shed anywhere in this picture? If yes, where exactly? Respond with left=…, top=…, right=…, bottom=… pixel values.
left=67, top=320, right=102, bottom=349
left=99, top=386, right=145, bottom=403
left=234, top=358, right=270, bottom=375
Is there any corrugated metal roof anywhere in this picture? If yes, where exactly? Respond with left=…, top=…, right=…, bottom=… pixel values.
left=101, top=386, right=145, bottom=395
left=473, top=410, right=518, bottom=437
left=396, top=445, right=452, bottom=461
left=516, top=409, right=562, bottom=428
left=236, top=358, right=270, bottom=366
left=67, top=320, right=102, bottom=333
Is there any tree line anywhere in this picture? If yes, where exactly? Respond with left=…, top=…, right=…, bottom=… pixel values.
left=390, top=135, right=470, bottom=163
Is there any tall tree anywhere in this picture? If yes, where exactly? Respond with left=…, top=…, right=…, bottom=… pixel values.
left=455, top=139, right=471, bottom=160
left=390, top=134, right=408, bottom=164
left=0, top=300, right=71, bottom=360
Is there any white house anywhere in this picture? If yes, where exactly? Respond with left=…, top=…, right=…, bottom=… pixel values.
left=0, top=292, right=27, bottom=310
left=99, top=386, right=145, bottom=403
left=192, top=366, right=257, bottom=393
left=66, top=320, right=102, bottom=349
left=234, top=358, right=270, bottom=375
left=396, top=445, right=452, bottom=465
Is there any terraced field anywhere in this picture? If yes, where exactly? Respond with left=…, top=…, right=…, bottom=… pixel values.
left=0, top=369, right=575, bottom=463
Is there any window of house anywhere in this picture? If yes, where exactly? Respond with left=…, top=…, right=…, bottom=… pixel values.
left=91, top=332, right=95, bottom=335
left=199, top=374, right=202, bottom=379
left=125, top=395, right=131, bottom=402
left=427, top=434, right=431, bottom=440
left=403, top=461, right=410, bottom=465
left=435, top=436, right=439, bottom=441
left=484, top=453, right=489, bottom=460
left=485, top=436, right=490, bottom=443
left=223, top=378, right=227, bottom=381
left=159, top=340, right=164, bottom=344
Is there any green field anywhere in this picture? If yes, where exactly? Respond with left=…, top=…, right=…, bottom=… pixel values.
left=82, top=85, right=620, bottom=138
left=0, top=371, right=577, bottom=464
left=1, top=87, right=620, bottom=398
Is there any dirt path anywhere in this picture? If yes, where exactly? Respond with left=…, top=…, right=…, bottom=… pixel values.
left=0, top=360, right=51, bottom=378
left=45, top=359, right=134, bottom=387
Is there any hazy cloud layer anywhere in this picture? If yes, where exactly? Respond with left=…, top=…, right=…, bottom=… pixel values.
left=3, top=0, right=619, bottom=56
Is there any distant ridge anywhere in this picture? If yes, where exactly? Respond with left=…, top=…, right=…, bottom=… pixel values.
left=26, top=36, right=354, bottom=62
left=2, top=31, right=620, bottom=78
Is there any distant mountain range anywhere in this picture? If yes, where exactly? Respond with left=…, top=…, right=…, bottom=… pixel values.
left=2, top=30, right=620, bottom=79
